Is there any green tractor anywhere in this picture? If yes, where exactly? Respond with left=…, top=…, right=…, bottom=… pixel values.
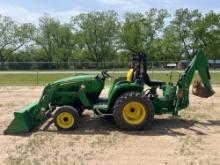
left=5, top=50, right=215, bottom=134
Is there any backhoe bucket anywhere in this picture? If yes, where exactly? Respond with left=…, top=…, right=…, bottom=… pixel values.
left=192, top=81, right=215, bottom=98
left=4, top=101, right=38, bottom=134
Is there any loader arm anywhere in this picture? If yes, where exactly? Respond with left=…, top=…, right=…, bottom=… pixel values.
left=173, top=50, right=215, bottom=115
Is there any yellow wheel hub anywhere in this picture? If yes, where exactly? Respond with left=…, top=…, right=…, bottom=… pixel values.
left=56, top=112, right=74, bottom=129
left=123, top=101, right=147, bottom=125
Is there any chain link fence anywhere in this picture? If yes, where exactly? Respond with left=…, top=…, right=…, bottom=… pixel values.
left=0, top=61, right=219, bottom=85
left=0, top=61, right=179, bottom=70
left=0, top=60, right=219, bottom=71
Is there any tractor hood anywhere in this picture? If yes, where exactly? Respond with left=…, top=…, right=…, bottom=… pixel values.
left=47, top=74, right=105, bottom=97
left=50, top=74, right=97, bottom=86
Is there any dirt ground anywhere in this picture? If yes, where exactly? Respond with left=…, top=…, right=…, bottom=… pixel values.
left=0, top=86, right=220, bottom=165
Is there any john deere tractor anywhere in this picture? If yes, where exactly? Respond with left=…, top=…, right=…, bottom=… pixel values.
left=5, top=50, right=215, bottom=134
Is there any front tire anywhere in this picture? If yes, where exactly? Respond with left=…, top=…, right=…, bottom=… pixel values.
left=54, top=106, right=79, bottom=131
left=113, top=92, right=154, bottom=130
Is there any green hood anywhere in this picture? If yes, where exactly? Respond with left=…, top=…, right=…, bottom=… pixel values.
left=50, top=74, right=96, bottom=86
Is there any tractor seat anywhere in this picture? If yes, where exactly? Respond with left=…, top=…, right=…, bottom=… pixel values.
left=126, top=68, right=163, bottom=86
left=144, top=73, right=164, bottom=87
left=146, top=80, right=164, bottom=86
left=126, top=69, right=134, bottom=81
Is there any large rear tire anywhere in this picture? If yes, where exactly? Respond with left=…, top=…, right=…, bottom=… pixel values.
left=54, top=106, right=79, bottom=131
left=113, top=92, right=154, bottom=130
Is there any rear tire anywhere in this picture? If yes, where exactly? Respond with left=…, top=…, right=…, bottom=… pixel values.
left=54, top=106, right=79, bottom=131
left=113, top=92, right=154, bottom=130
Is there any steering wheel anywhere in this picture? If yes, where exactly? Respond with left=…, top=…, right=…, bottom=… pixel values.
left=101, top=70, right=111, bottom=79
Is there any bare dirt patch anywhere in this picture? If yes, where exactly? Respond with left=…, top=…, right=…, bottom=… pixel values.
left=0, top=86, right=220, bottom=165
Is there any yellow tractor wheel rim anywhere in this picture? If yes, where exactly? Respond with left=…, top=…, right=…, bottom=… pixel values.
left=123, top=101, right=147, bottom=125
left=56, top=112, right=74, bottom=129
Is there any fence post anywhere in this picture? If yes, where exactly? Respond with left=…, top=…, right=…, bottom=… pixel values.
left=112, top=61, right=115, bottom=81
left=151, top=61, right=154, bottom=79
left=36, top=63, right=39, bottom=86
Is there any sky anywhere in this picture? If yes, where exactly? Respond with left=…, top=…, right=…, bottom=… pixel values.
left=0, top=0, right=219, bottom=24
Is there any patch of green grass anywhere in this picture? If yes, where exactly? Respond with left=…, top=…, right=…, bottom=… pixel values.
left=0, top=71, right=219, bottom=85
left=0, top=73, right=74, bottom=85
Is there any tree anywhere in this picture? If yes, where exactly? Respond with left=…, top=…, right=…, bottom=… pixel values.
left=193, top=11, right=220, bottom=59
left=161, top=25, right=183, bottom=61
left=168, top=9, right=202, bottom=60
left=0, top=15, right=34, bottom=63
left=34, top=14, right=60, bottom=62
left=164, top=9, right=220, bottom=60
left=71, top=10, right=120, bottom=68
left=1, top=9, right=220, bottom=64
left=34, top=14, right=78, bottom=63
left=120, top=9, right=169, bottom=60
left=51, top=24, right=77, bottom=63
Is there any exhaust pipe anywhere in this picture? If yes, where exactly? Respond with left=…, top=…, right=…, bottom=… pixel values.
left=192, top=80, right=215, bottom=98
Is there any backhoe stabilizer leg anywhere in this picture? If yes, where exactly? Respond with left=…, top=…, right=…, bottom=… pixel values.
left=173, top=99, right=180, bottom=116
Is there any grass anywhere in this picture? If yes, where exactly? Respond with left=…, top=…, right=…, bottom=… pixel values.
left=0, top=70, right=219, bottom=85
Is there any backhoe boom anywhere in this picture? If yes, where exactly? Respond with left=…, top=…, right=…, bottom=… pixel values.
left=173, top=50, right=215, bottom=115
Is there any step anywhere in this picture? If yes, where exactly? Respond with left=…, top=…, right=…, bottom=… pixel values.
left=93, top=103, right=108, bottom=111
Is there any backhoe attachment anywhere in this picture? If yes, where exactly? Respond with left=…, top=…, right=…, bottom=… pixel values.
left=178, top=50, right=215, bottom=99
left=192, top=80, right=214, bottom=98
left=191, top=50, right=215, bottom=98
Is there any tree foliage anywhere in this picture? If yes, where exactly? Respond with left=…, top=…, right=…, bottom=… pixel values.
left=0, top=15, right=34, bottom=63
left=0, top=9, right=219, bottom=65
left=71, top=11, right=119, bottom=67
left=120, top=9, right=169, bottom=60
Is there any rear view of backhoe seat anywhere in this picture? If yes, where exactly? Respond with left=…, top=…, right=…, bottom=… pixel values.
left=127, top=69, right=134, bottom=81
left=142, top=72, right=164, bottom=87
left=130, top=52, right=164, bottom=87
left=126, top=67, right=163, bottom=87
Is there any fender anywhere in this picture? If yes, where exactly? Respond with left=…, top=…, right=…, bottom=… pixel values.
left=107, top=81, right=144, bottom=110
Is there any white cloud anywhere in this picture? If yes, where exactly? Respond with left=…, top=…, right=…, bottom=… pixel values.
left=0, top=3, right=82, bottom=24
left=98, top=0, right=152, bottom=15
left=0, top=4, right=40, bottom=24
left=98, top=0, right=131, bottom=5
left=97, top=0, right=220, bottom=14
left=0, top=0, right=219, bottom=25
left=48, top=9, right=82, bottom=23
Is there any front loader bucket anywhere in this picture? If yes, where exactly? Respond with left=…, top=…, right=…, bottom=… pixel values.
left=192, top=81, right=215, bottom=98
left=4, top=101, right=39, bottom=134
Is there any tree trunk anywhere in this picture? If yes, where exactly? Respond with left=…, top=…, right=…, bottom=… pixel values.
left=96, top=60, right=99, bottom=70
left=0, top=51, right=4, bottom=69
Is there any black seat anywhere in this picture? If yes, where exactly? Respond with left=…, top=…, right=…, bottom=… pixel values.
left=143, top=72, right=164, bottom=87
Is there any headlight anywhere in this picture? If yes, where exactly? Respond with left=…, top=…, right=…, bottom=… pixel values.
left=80, top=84, right=86, bottom=89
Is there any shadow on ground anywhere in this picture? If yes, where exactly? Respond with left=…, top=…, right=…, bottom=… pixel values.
left=41, top=114, right=220, bottom=137
left=4, top=114, right=220, bottom=137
